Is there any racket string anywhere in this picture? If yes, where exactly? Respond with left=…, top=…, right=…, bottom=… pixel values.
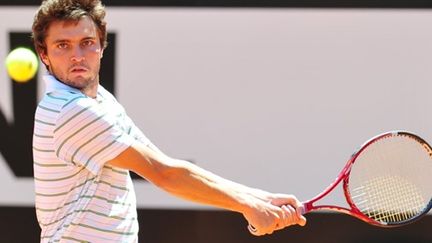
left=352, top=175, right=426, bottom=223
left=348, top=134, right=432, bottom=225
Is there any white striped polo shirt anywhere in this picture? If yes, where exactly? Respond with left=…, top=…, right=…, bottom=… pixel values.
left=33, top=74, right=150, bottom=242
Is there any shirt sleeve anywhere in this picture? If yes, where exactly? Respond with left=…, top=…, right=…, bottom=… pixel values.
left=123, top=115, right=150, bottom=144
left=53, top=96, right=134, bottom=175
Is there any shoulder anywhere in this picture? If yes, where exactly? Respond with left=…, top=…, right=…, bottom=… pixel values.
left=35, top=90, right=89, bottom=119
left=40, top=90, right=105, bottom=129
left=98, top=85, right=118, bottom=102
left=38, top=89, right=88, bottom=110
left=97, top=85, right=128, bottom=114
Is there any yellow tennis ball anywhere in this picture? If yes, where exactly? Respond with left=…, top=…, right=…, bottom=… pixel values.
left=5, top=47, right=39, bottom=83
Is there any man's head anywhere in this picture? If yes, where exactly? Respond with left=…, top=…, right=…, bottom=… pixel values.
left=32, top=0, right=107, bottom=58
left=31, top=0, right=107, bottom=95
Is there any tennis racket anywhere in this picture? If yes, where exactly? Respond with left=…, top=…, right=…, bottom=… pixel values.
left=249, top=131, right=432, bottom=232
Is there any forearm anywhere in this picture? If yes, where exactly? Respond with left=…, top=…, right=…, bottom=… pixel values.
left=158, top=158, right=307, bottom=234
left=148, top=141, right=270, bottom=206
left=158, top=158, right=268, bottom=213
left=108, top=141, right=306, bottom=235
left=108, top=142, right=263, bottom=213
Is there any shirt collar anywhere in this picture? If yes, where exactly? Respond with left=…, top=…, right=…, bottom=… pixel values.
left=43, top=74, right=81, bottom=94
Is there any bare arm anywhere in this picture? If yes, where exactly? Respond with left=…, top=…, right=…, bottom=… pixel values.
left=107, top=141, right=306, bottom=235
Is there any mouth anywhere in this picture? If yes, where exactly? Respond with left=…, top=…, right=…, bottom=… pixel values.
left=70, top=66, right=88, bottom=73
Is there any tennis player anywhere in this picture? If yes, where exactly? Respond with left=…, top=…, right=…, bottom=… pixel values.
left=31, top=0, right=306, bottom=242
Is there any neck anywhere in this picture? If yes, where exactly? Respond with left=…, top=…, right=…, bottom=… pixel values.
left=81, top=81, right=99, bottom=98
left=50, top=72, right=100, bottom=99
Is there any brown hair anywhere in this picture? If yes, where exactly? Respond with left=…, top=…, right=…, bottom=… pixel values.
left=32, top=0, right=108, bottom=56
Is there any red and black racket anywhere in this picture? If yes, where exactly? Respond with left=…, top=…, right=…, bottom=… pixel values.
left=250, top=131, right=432, bottom=232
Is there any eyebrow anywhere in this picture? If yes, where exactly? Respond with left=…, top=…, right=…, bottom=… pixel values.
left=52, top=39, right=70, bottom=44
left=81, top=37, right=97, bottom=41
left=51, top=36, right=96, bottom=44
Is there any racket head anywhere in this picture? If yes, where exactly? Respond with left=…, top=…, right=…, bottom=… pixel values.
left=344, top=131, right=432, bottom=227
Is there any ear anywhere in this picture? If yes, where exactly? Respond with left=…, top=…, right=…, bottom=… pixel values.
left=39, top=51, right=49, bottom=66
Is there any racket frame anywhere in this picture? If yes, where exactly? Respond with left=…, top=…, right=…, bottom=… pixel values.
left=302, top=131, right=432, bottom=227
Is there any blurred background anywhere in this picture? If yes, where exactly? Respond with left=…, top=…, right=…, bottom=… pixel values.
left=0, top=1, right=431, bottom=242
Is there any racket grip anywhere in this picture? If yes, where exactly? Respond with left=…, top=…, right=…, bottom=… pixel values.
left=300, top=204, right=306, bottom=215
left=300, top=202, right=311, bottom=215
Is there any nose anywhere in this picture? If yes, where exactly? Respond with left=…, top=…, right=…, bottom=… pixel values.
left=70, top=46, right=85, bottom=62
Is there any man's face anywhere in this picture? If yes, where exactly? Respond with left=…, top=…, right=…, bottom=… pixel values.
left=40, top=16, right=103, bottom=93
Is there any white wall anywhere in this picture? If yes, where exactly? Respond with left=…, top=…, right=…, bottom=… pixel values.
left=1, top=7, right=431, bottom=209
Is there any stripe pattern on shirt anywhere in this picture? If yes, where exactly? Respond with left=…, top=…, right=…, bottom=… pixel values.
left=33, top=77, right=149, bottom=242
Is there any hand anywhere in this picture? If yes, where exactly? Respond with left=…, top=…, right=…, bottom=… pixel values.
left=244, top=193, right=307, bottom=236
left=269, top=193, right=307, bottom=227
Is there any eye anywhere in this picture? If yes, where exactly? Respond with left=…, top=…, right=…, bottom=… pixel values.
left=82, top=40, right=94, bottom=47
left=57, top=43, right=69, bottom=49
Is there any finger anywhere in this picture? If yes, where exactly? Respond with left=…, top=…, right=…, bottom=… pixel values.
left=281, top=205, right=306, bottom=227
left=299, top=216, right=307, bottom=226
left=272, top=209, right=285, bottom=231
left=284, top=205, right=296, bottom=225
left=265, top=210, right=282, bottom=234
left=277, top=206, right=289, bottom=230
left=276, top=197, right=304, bottom=224
left=271, top=194, right=304, bottom=213
left=270, top=194, right=298, bottom=207
left=276, top=205, right=293, bottom=230
left=291, top=198, right=303, bottom=209
left=295, top=206, right=307, bottom=226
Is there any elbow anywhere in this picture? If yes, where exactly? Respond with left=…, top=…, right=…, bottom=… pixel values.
left=144, top=159, right=185, bottom=194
